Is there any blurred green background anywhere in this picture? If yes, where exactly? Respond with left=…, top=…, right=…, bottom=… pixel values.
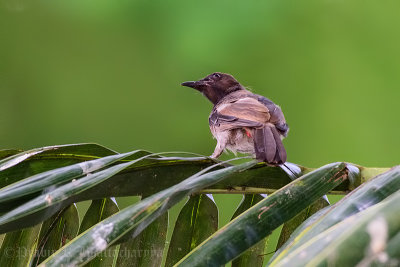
left=1, top=0, right=399, bottom=264
left=1, top=0, right=399, bottom=168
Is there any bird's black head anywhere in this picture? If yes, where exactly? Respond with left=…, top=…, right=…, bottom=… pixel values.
left=182, top=72, right=244, bottom=104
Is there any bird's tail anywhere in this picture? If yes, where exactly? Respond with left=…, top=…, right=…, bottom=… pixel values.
left=254, top=124, right=287, bottom=165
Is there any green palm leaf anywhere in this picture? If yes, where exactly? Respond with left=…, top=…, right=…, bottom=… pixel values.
left=176, top=162, right=359, bottom=266
left=39, top=160, right=257, bottom=266
left=0, top=144, right=396, bottom=266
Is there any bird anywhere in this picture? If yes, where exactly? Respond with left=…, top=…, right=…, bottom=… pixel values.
left=181, top=72, right=289, bottom=165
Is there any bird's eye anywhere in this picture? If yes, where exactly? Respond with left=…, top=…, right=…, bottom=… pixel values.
left=213, top=73, right=221, bottom=78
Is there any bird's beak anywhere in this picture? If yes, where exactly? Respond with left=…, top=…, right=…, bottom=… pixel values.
left=181, top=80, right=207, bottom=90
left=181, top=81, right=197, bottom=88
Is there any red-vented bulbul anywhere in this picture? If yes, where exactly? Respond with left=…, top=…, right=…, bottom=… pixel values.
left=182, top=72, right=289, bottom=165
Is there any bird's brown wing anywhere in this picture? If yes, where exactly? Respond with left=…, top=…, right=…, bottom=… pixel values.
left=209, top=96, right=287, bottom=165
left=255, top=95, right=289, bottom=136
left=209, top=97, right=270, bottom=131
